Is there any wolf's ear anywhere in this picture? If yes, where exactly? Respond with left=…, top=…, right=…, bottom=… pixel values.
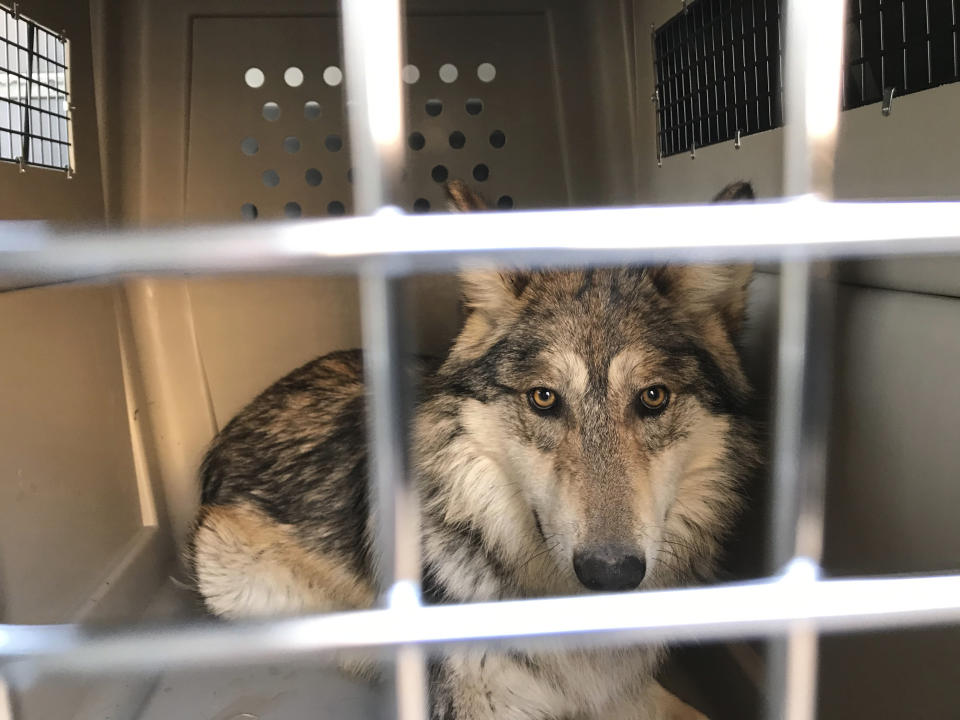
left=712, top=180, right=755, bottom=202
left=651, top=265, right=752, bottom=337
left=460, top=270, right=531, bottom=317
left=446, top=180, right=524, bottom=317
left=650, top=182, right=755, bottom=335
left=445, top=180, right=488, bottom=211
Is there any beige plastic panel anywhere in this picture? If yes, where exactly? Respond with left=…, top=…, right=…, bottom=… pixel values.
left=186, top=275, right=363, bottom=428
left=825, top=285, right=960, bottom=576
left=184, top=14, right=567, bottom=222
left=400, top=15, right=567, bottom=211
left=0, top=284, right=142, bottom=623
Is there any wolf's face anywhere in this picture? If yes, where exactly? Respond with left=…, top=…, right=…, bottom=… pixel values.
left=421, top=182, right=758, bottom=596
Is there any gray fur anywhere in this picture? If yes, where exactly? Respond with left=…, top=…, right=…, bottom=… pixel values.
left=190, top=181, right=761, bottom=720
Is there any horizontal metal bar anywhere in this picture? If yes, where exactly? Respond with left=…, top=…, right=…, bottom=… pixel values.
left=3, top=567, right=960, bottom=680
left=1, top=198, right=960, bottom=284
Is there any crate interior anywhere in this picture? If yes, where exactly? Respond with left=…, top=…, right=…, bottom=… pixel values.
left=1, top=1, right=959, bottom=718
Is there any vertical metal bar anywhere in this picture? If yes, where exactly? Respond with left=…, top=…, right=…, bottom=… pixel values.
left=782, top=0, right=845, bottom=198
left=341, top=1, right=426, bottom=719
left=0, top=675, right=13, bottom=720
left=341, top=0, right=406, bottom=214
left=770, top=1, right=846, bottom=719
left=360, top=268, right=429, bottom=720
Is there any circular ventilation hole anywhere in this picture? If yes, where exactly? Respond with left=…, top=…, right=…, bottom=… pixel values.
left=241, top=137, right=259, bottom=155
left=323, top=65, right=343, bottom=86
left=304, top=101, right=322, bottom=120
left=438, top=63, right=458, bottom=83
left=241, top=202, right=258, bottom=219
left=477, top=62, right=497, bottom=82
left=408, top=131, right=425, bottom=151
left=325, top=134, right=343, bottom=152
left=425, top=99, right=443, bottom=117
left=262, top=102, right=281, bottom=121
left=328, top=200, right=346, bottom=216
left=497, top=195, right=514, bottom=209
left=244, top=67, right=265, bottom=88
left=449, top=131, right=466, bottom=149
left=402, top=64, right=420, bottom=84
left=489, top=129, right=506, bottom=148
left=283, top=136, right=301, bottom=154
left=472, top=163, right=489, bottom=182
left=347, top=168, right=354, bottom=184
left=465, top=98, right=483, bottom=115
left=413, top=198, right=430, bottom=213
left=431, top=164, right=448, bottom=183
left=284, top=201, right=302, bottom=218
left=284, top=66, right=304, bottom=87
left=262, top=169, right=280, bottom=187
left=305, top=168, right=323, bottom=186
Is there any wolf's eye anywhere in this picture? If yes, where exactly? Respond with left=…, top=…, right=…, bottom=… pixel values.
left=527, top=387, right=559, bottom=413
left=637, top=385, right=670, bottom=415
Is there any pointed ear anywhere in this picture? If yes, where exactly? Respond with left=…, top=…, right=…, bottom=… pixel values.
left=712, top=180, right=755, bottom=201
left=651, top=265, right=753, bottom=337
left=652, top=181, right=756, bottom=334
left=459, top=269, right=532, bottom=317
left=445, top=180, right=488, bottom=211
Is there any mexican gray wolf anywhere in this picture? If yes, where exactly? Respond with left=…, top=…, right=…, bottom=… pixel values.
left=190, top=179, right=760, bottom=720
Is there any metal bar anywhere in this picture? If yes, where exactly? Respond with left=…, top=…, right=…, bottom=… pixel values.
left=2, top=572, right=960, bottom=681
left=340, top=0, right=405, bottom=214
left=360, top=267, right=420, bottom=593
left=1, top=200, right=960, bottom=283
left=782, top=0, right=846, bottom=197
left=774, top=1, right=848, bottom=718
left=360, top=267, right=428, bottom=720
left=341, top=1, right=426, bottom=718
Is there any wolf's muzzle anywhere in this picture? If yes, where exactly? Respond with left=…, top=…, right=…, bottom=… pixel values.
left=573, top=545, right=646, bottom=591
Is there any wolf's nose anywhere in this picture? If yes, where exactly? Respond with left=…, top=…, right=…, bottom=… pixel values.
left=573, top=545, right=646, bottom=591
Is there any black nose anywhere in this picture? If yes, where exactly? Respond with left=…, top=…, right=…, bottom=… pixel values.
left=573, top=545, right=646, bottom=591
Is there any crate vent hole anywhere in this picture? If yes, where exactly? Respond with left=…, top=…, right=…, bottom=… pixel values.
left=262, top=102, right=281, bottom=121
left=284, top=67, right=304, bottom=87
left=244, top=68, right=265, bottom=88
left=439, top=63, right=458, bottom=83
left=477, top=62, right=496, bottom=82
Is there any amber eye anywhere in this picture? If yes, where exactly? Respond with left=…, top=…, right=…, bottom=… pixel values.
left=527, top=387, right=560, bottom=413
left=637, top=385, right=670, bottom=415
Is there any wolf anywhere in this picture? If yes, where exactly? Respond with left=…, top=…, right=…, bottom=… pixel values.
left=190, top=180, right=760, bottom=720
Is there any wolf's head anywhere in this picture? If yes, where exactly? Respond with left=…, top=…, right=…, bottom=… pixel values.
left=418, top=182, right=759, bottom=599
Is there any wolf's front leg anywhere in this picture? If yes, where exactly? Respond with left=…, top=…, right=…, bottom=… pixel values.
left=431, top=652, right=572, bottom=720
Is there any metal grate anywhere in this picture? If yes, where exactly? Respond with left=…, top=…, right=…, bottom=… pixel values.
left=0, top=2, right=959, bottom=720
left=653, top=0, right=784, bottom=159
left=0, top=2, right=73, bottom=173
left=844, top=0, right=960, bottom=110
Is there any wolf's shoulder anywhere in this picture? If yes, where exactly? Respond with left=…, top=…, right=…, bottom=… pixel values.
left=198, top=349, right=367, bottom=504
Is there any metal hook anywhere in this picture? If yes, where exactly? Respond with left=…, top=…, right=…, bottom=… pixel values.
left=735, top=128, right=742, bottom=149
left=882, top=87, right=895, bottom=116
